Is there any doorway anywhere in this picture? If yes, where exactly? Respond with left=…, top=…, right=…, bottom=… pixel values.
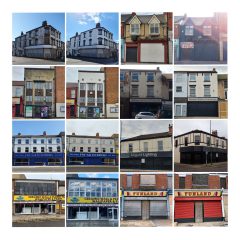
left=195, top=201, right=203, bottom=223
left=142, top=201, right=150, bottom=220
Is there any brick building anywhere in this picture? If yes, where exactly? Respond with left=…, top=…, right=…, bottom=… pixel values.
left=55, top=67, right=65, bottom=118
left=66, top=82, right=78, bottom=118
left=12, top=81, right=24, bottom=118
left=120, top=174, right=172, bottom=221
left=174, top=173, right=228, bottom=224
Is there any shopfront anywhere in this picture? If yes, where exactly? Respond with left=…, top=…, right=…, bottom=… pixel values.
left=25, top=105, right=52, bottom=118
left=122, top=191, right=169, bottom=220
left=67, top=153, right=117, bottom=166
left=13, top=195, right=65, bottom=215
left=13, top=152, right=65, bottom=166
left=66, top=99, right=76, bottom=118
left=174, top=190, right=224, bottom=223
left=120, top=152, right=172, bottom=170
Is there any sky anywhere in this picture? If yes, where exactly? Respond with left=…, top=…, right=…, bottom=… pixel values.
left=174, top=66, right=228, bottom=74
left=174, top=12, right=218, bottom=17
left=66, top=13, right=119, bottom=42
left=121, top=120, right=172, bottom=140
left=174, top=120, right=228, bottom=138
left=67, top=120, right=119, bottom=136
left=12, top=121, right=65, bottom=136
left=12, top=13, right=65, bottom=40
left=77, top=173, right=118, bottom=179
left=120, top=65, right=173, bottom=73
left=67, top=67, right=102, bottom=82
left=24, top=174, right=65, bottom=180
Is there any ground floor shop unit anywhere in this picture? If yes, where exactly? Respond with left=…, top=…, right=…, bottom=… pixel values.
left=67, top=204, right=118, bottom=221
left=120, top=152, right=172, bottom=170
left=174, top=190, right=224, bottom=223
left=122, top=191, right=169, bottom=220
left=78, top=105, right=103, bottom=119
left=179, top=146, right=227, bottom=164
left=25, top=105, right=54, bottom=118
left=13, top=152, right=65, bottom=166
left=12, top=97, right=24, bottom=118
left=67, top=152, right=117, bottom=166
left=67, top=99, right=77, bottom=118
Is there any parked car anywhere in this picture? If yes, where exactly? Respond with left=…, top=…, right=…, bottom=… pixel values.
left=135, top=112, right=157, bottom=119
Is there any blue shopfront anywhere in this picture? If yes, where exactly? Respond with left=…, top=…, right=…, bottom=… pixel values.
left=13, top=152, right=65, bottom=166
left=67, top=152, right=117, bottom=166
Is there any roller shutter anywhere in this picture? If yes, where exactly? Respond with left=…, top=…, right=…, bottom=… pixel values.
left=124, top=201, right=141, bottom=217
left=174, top=201, right=194, bottom=222
left=187, top=102, right=218, bottom=117
left=203, top=201, right=222, bottom=220
left=150, top=201, right=167, bottom=217
left=126, top=47, right=137, bottom=62
left=140, top=43, right=165, bottom=63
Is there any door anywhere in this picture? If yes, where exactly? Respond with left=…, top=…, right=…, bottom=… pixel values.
left=108, top=207, right=118, bottom=220
left=195, top=201, right=203, bottom=223
left=142, top=201, right=150, bottom=220
left=47, top=204, right=56, bottom=214
left=126, top=47, right=137, bottom=62
left=124, top=201, right=141, bottom=217
left=150, top=200, right=168, bottom=217
left=15, top=104, right=21, bottom=117
left=195, top=41, right=219, bottom=61
left=70, top=105, right=75, bottom=117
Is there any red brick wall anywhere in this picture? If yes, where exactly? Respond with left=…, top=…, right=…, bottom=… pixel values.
left=208, top=175, right=220, bottom=189
left=104, top=67, right=119, bottom=104
left=132, top=174, right=140, bottom=190
left=156, top=174, right=168, bottom=190
left=120, top=174, right=127, bottom=189
left=55, top=67, right=65, bottom=103
left=185, top=175, right=192, bottom=189
left=174, top=174, right=179, bottom=189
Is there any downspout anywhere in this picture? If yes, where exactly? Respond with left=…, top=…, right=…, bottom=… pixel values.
left=221, top=188, right=225, bottom=221
left=167, top=189, right=170, bottom=219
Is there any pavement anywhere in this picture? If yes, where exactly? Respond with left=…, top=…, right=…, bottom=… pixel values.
left=67, top=57, right=118, bottom=65
left=67, top=220, right=118, bottom=227
left=12, top=166, right=65, bottom=173
left=67, top=166, right=119, bottom=172
left=175, top=221, right=228, bottom=227
left=12, top=214, right=65, bottom=227
left=12, top=56, right=64, bottom=65
left=175, top=61, right=227, bottom=65
left=121, top=219, right=172, bottom=227
left=174, top=162, right=228, bottom=172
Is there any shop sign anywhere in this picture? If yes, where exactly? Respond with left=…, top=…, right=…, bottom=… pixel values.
left=180, top=42, right=194, bottom=48
left=14, top=195, right=65, bottom=201
left=25, top=106, right=33, bottom=117
left=67, top=99, right=75, bottom=105
left=67, top=197, right=118, bottom=204
left=175, top=191, right=222, bottom=197
left=121, top=151, right=171, bottom=158
left=124, top=191, right=167, bottom=197
left=68, top=152, right=116, bottom=158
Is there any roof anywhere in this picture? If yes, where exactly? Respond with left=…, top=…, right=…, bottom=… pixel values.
left=67, top=134, right=114, bottom=140
left=122, top=14, right=166, bottom=24
left=13, top=132, right=65, bottom=138
left=181, top=16, right=217, bottom=26
left=12, top=81, right=24, bottom=86
left=121, top=132, right=172, bottom=142
left=174, top=129, right=227, bottom=140
left=174, top=16, right=185, bottom=23
left=175, top=70, right=217, bottom=74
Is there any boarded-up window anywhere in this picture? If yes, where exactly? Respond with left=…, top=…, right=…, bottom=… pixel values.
left=192, top=174, right=208, bottom=189
left=167, top=175, right=172, bottom=190
left=127, top=175, right=132, bottom=188
left=140, top=175, right=156, bottom=186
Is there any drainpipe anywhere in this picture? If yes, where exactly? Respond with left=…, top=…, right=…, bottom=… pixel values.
left=167, top=189, right=170, bottom=219
left=221, top=188, right=225, bottom=221
left=121, top=188, right=124, bottom=220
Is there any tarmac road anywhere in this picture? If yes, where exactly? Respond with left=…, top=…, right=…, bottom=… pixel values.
left=13, top=220, right=65, bottom=227
left=12, top=56, right=64, bottom=65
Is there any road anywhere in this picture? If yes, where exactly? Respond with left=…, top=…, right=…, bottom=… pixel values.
left=67, top=166, right=119, bottom=172
left=67, top=57, right=118, bottom=65
left=13, top=220, right=65, bottom=227
left=174, top=162, right=228, bottom=172
left=12, top=56, right=64, bottom=65
left=12, top=166, right=65, bottom=173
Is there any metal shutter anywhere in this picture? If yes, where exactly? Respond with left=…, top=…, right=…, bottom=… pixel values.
left=140, top=43, right=165, bottom=63
left=204, top=201, right=222, bottom=218
left=150, top=201, right=168, bottom=217
left=174, top=201, right=194, bottom=221
left=124, top=201, right=141, bottom=217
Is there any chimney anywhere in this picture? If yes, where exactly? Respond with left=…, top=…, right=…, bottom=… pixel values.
left=72, top=133, right=75, bottom=136
left=43, top=131, right=46, bottom=136
left=96, top=23, right=101, bottom=28
left=132, top=12, right=136, bottom=16
left=96, top=132, right=100, bottom=138
left=18, top=133, right=21, bottom=136
left=168, top=124, right=173, bottom=134
left=75, top=32, right=78, bottom=36
left=212, top=130, right=218, bottom=136
left=42, top=20, right=47, bottom=27
left=213, top=68, right=216, bottom=72
left=21, top=31, right=23, bottom=36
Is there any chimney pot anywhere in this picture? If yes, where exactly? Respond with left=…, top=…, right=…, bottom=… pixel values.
left=96, top=132, right=100, bottom=138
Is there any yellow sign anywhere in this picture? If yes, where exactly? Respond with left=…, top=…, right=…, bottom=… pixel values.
left=124, top=191, right=167, bottom=197
left=14, top=195, right=65, bottom=201
left=67, top=99, right=75, bottom=105
left=67, top=197, right=118, bottom=204
left=174, top=191, right=222, bottom=197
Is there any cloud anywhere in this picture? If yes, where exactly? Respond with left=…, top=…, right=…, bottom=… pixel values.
left=77, top=13, right=101, bottom=25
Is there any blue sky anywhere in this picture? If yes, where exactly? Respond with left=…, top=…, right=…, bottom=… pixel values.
left=12, top=13, right=65, bottom=40
left=24, top=174, right=65, bottom=180
left=77, top=173, right=118, bottom=179
left=67, top=13, right=119, bottom=42
left=12, top=121, right=65, bottom=136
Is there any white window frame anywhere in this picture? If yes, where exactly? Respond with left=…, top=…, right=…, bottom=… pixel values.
left=130, top=23, right=140, bottom=35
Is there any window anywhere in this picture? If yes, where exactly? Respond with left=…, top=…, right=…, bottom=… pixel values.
left=48, top=139, right=52, bottom=144
left=98, top=29, right=102, bottom=35
left=140, top=175, right=156, bottom=186
left=15, top=87, right=22, bottom=97
left=147, top=72, right=154, bottom=82
left=33, top=147, right=37, bottom=153
left=48, top=147, right=52, bottom=152
left=158, top=140, right=163, bottom=151
left=220, top=177, right=227, bottom=189
left=80, top=147, right=83, bottom=152
left=80, top=84, right=86, bottom=90
left=131, top=72, right=139, bottom=82
left=192, top=174, right=208, bottom=189
left=102, top=148, right=106, bottom=153
left=41, top=147, right=45, bottom=153
left=175, top=139, right=178, bottom=147
left=71, top=90, right=75, bottom=98
left=143, top=142, right=148, bottom=152
left=33, top=139, right=37, bottom=144
left=127, top=175, right=132, bottom=188
left=57, top=146, right=61, bottom=152
left=83, top=33, right=86, bottom=38
left=204, top=73, right=210, bottom=82
left=98, top=37, right=103, bottom=45
left=130, top=23, right=140, bottom=35
left=222, top=141, right=225, bottom=148
left=17, top=139, right=21, bottom=144
left=149, top=23, right=159, bottom=34
left=97, top=84, right=103, bottom=91
left=176, top=86, right=182, bottom=92
left=120, top=73, right=125, bottom=81
left=95, top=147, right=99, bottom=153
left=26, top=82, right=32, bottom=89
left=203, top=26, right=212, bottom=36
left=88, top=139, right=91, bottom=144
left=88, top=147, right=91, bottom=152
left=147, top=85, right=154, bottom=97
left=189, top=73, right=196, bottom=82
left=216, top=139, right=219, bottom=147
left=179, top=176, right=185, bottom=188
left=195, top=135, right=200, bottom=145
left=207, top=136, right=211, bottom=146
left=184, top=137, right=188, bottom=146
left=185, top=25, right=194, bottom=35
left=204, top=85, right=211, bottom=97
left=83, top=40, right=86, bottom=46
left=88, top=83, right=95, bottom=91
left=110, top=148, right=114, bottom=153
left=131, top=85, right=138, bottom=97
left=129, top=143, right=133, bottom=152
left=17, top=147, right=21, bottom=153
left=189, top=85, right=196, bottom=97
left=56, top=138, right=61, bottom=144
left=25, top=139, right=29, bottom=144
left=89, top=31, right=92, bottom=37
left=41, top=139, right=44, bottom=144
left=89, top=39, right=92, bottom=46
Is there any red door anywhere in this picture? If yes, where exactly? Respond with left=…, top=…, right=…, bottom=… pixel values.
left=204, top=201, right=223, bottom=221
left=174, top=201, right=194, bottom=222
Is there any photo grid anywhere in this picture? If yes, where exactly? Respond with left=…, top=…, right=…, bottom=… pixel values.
left=11, top=12, right=228, bottom=227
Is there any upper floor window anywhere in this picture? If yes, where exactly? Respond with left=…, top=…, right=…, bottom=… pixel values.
left=120, top=73, right=125, bottom=81
left=56, top=138, right=61, bottom=144
left=147, top=72, right=154, bottom=82
left=89, top=31, right=92, bottom=37
left=131, top=72, right=139, bottom=82
left=195, top=135, right=200, bottom=145
left=71, top=90, right=75, bottom=98
left=147, top=85, right=154, bottom=97
left=130, top=24, right=140, bottom=35
left=204, top=73, right=210, bottom=82
left=184, top=137, right=188, bottom=146
left=175, top=139, right=178, bottom=147
left=176, top=86, right=182, bottom=93
left=189, top=85, right=196, bottom=97
left=140, top=175, right=156, bottom=186
left=128, top=143, right=133, bottom=153
left=149, top=23, right=159, bottom=34
left=203, top=26, right=212, bottom=36
left=17, top=147, right=21, bottom=153
left=189, top=73, right=196, bottom=82
left=15, top=87, right=22, bottom=97
left=204, top=85, right=211, bottom=97
left=158, top=140, right=163, bottom=151
left=207, top=136, right=211, bottom=146
left=222, top=141, right=225, bottom=148
left=98, top=29, right=102, bottom=35
left=17, top=139, right=21, bottom=144
left=89, top=39, right=92, bottom=46
left=131, top=85, right=139, bottom=97
left=57, top=146, right=61, bottom=152
left=185, top=25, right=194, bottom=36
left=143, top=142, right=148, bottom=152
left=192, top=174, right=208, bottom=189
left=98, top=38, right=103, bottom=45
